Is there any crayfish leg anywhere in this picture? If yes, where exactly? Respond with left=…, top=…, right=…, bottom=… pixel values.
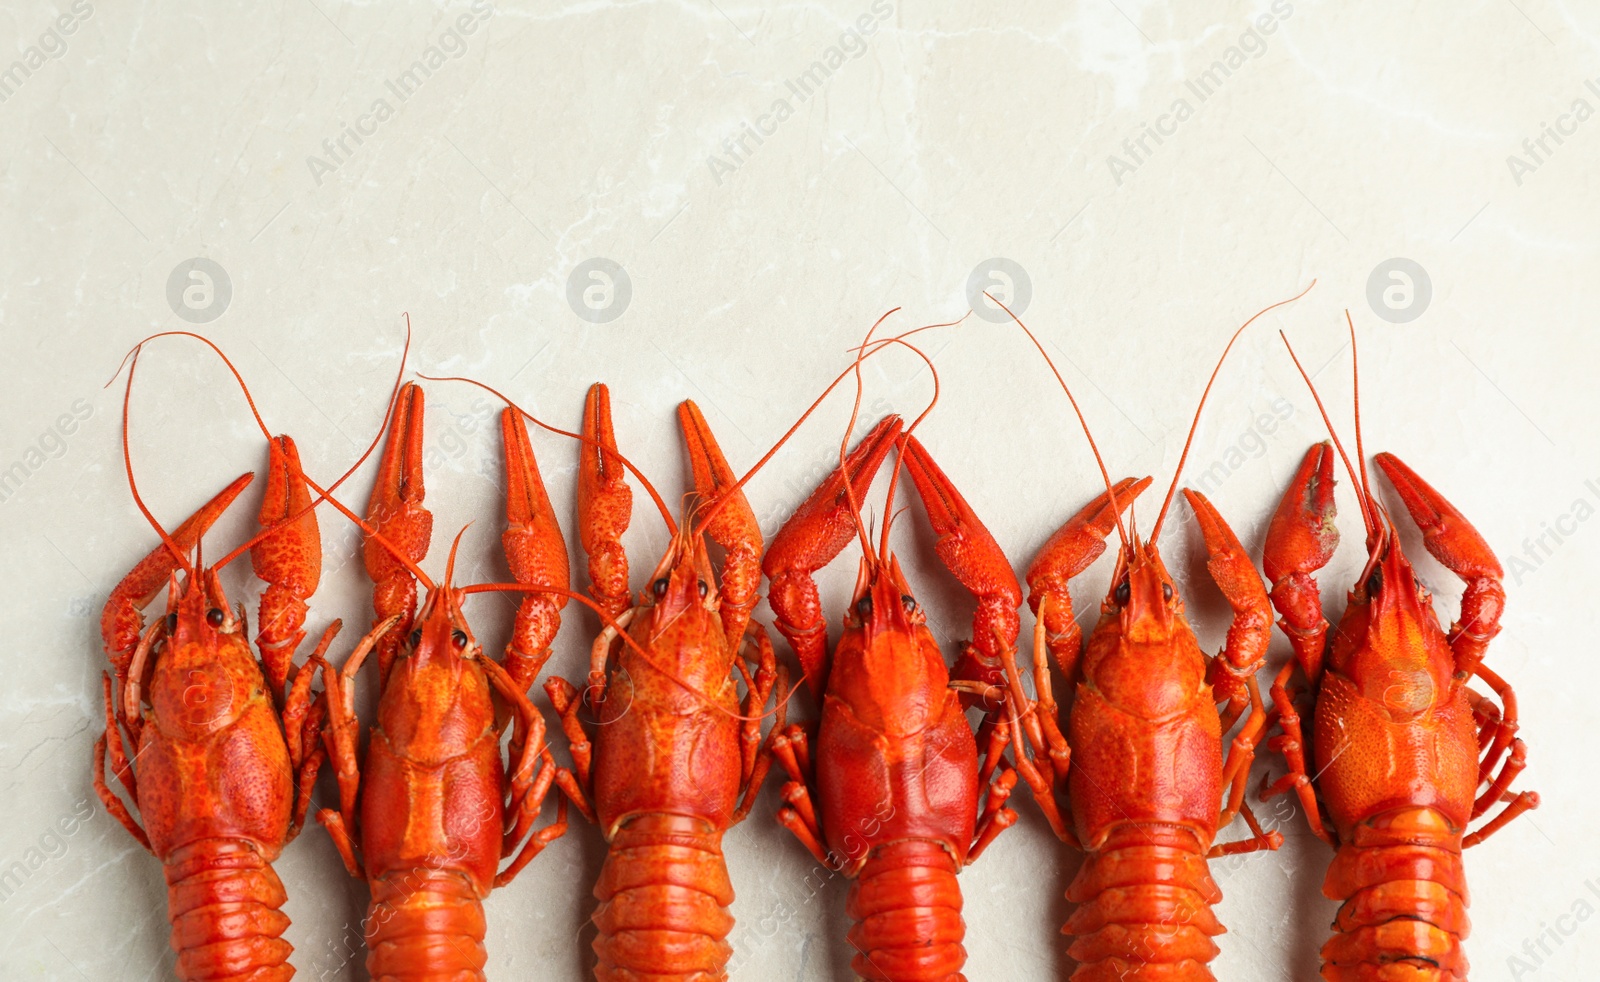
left=1183, top=487, right=1272, bottom=724
left=1264, top=441, right=1339, bottom=685
left=1026, top=476, right=1148, bottom=688
left=543, top=675, right=598, bottom=824
left=480, top=656, right=567, bottom=885
left=1373, top=451, right=1505, bottom=680
left=731, top=625, right=784, bottom=823
left=93, top=672, right=151, bottom=852
left=771, top=724, right=830, bottom=865
left=1259, top=654, right=1336, bottom=847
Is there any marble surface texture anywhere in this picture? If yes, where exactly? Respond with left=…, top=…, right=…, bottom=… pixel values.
left=2, top=1, right=1596, bottom=979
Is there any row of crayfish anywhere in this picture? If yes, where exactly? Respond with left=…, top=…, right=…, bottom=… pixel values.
left=96, top=301, right=1535, bottom=982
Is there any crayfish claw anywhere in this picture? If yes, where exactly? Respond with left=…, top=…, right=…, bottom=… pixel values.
left=763, top=415, right=903, bottom=696
left=102, top=472, right=254, bottom=677
left=501, top=406, right=570, bottom=691
left=679, top=399, right=762, bottom=648
left=898, top=433, right=1021, bottom=671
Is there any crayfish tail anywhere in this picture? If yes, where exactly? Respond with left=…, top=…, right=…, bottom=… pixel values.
left=1321, top=807, right=1470, bottom=982
left=1062, top=825, right=1223, bottom=981
left=845, top=839, right=967, bottom=982
left=163, top=838, right=293, bottom=982
left=592, top=813, right=735, bottom=982
left=366, top=868, right=489, bottom=981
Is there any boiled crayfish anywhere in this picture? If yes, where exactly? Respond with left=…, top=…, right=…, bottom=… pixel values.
left=765, top=410, right=1022, bottom=982
left=997, top=289, right=1314, bottom=981
left=541, top=382, right=785, bottom=982
left=315, top=381, right=572, bottom=980
left=1260, top=324, right=1539, bottom=981
left=95, top=343, right=331, bottom=981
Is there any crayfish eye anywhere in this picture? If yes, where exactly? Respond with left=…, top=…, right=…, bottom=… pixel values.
left=855, top=595, right=873, bottom=619
left=165, top=612, right=178, bottom=633
left=206, top=608, right=225, bottom=627
left=901, top=594, right=916, bottom=613
left=1114, top=580, right=1130, bottom=606
left=697, top=579, right=708, bottom=598
left=409, top=628, right=422, bottom=647
left=652, top=578, right=669, bottom=598
left=451, top=629, right=468, bottom=649
left=1162, top=582, right=1173, bottom=602
left=1365, top=568, right=1382, bottom=596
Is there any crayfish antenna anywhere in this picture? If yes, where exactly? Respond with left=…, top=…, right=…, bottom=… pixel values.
left=1278, top=321, right=1382, bottom=546
left=686, top=313, right=964, bottom=542
left=1148, top=280, right=1317, bottom=542
left=115, top=348, right=193, bottom=578
left=986, top=290, right=1130, bottom=553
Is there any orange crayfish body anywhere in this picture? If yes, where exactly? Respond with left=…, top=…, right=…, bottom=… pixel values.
left=1263, top=440, right=1537, bottom=982
left=815, top=571, right=980, bottom=870
left=767, top=419, right=1021, bottom=982
left=1311, top=546, right=1479, bottom=834
left=139, top=585, right=299, bottom=862
left=349, top=595, right=511, bottom=977
left=590, top=570, right=744, bottom=837
left=584, top=559, right=751, bottom=981
left=1068, top=604, right=1223, bottom=853
left=1305, top=546, right=1482, bottom=980
left=1005, top=479, right=1284, bottom=982
left=316, top=384, right=572, bottom=982
left=96, top=432, right=328, bottom=982
left=548, top=384, right=782, bottom=982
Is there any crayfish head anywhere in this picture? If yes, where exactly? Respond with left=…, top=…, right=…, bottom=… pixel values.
left=1337, top=520, right=1453, bottom=711
left=1108, top=538, right=1180, bottom=644
left=381, top=582, right=496, bottom=759
left=1351, top=516, right=1435, bottom=613
left=843, top=553, right=924, bottom=640
left=404, top=583, right=478, bottom=670
left=147, top=567, right=253, bottom=734
left=639, top=531, right=720, bottom=639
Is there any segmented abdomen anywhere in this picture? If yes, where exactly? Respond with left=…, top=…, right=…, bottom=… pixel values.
left=592, top=813, right=735, bottom=982
left=1063, top=825, right=1223, bottom=982
left=366, top=868, right=488, bottom=982
left=1321, top=806, right=1470, bottom=982
left=162, top=837, right=292, bottom=982
left=845, top=839, right=967, bottom=982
